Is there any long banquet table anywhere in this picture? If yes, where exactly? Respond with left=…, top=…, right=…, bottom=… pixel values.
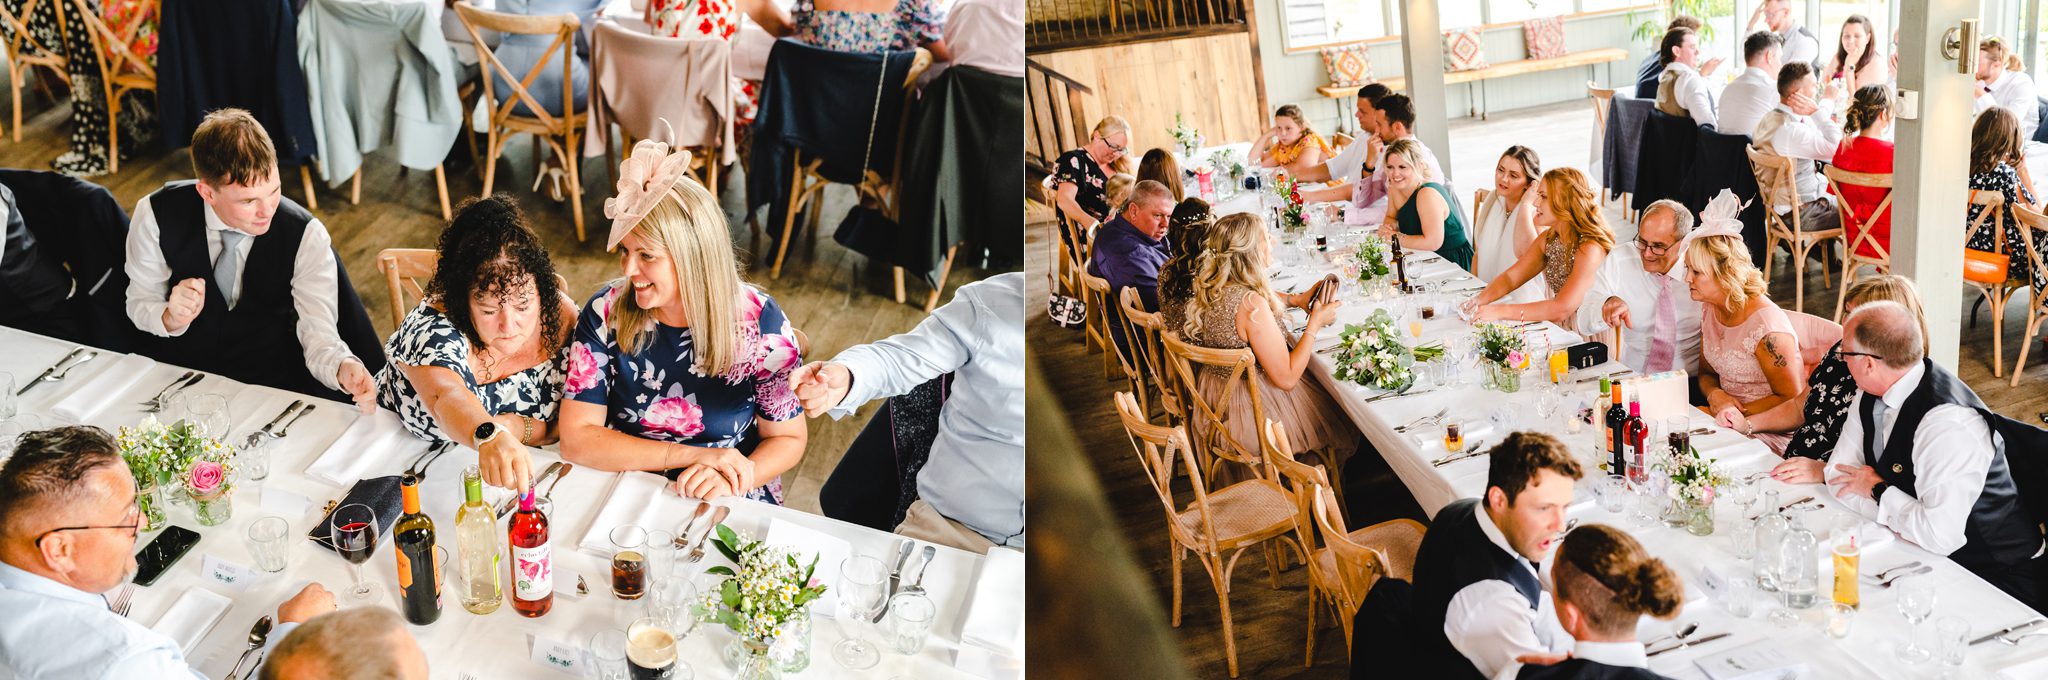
left=1195, top=191, right=2048, bottom=678
left=0, top=327, right=1021, bottom=680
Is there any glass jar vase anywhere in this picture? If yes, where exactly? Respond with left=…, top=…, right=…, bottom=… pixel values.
left=188, top=486, right=234, bottom=526
left=1685, top=494, right=1715, bottom=536
left=1483, top=362, right=1521, bottom=393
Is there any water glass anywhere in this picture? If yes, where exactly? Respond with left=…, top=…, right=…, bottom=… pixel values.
left=238, top=435, right=273, bottom=482
left=645, top=529, right=677, bottom=582
left=1597, top=474, right=1628, bottom=514
left=1825, top=602, right=1856, bottom=639
left=1935, top=615, right=1968, bottom=667
left=1730, top=509, right=1758, bottom=560
left=175, top=393, right=230, bottom=437
left=591, top=630, right=629, bottom=680
left=832, top=556, right=891, bottom=670
left=245, top=516, right=290, bottom=572
left=1534, top=384, right=1561, bottom=422
left=1724, top=574, right=1756, bottom=618
left=645, top=575, right=699, bottom=636
left=884, top=591, right=937, bottom=655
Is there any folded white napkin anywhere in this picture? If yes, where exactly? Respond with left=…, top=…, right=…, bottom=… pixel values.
left=1999, top=652, right=2048, bottom=680
left=764, top=518, right=853, bottom=618
left=954, top=644, right=1024, bottom=680
left=304, top=408, right=426, bottom=486
left=47, top=354, right=156, bottom=422
left=960, top=547, right=1024, bottom=658
left=149, top=586, right=232, bottom=656
left=577, top=471, right=684, bottom=556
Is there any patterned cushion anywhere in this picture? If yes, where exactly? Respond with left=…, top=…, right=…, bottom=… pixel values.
left=1523, top=16, right=1566, bottom=60
left=1443, top=27, right=1488, bottom=72
left=1319, top=44, right=1373, bottom=88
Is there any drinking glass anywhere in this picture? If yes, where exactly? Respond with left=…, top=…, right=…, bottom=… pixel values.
left=610, top=525, right=649, bottom=600
left=1725, top=574, right=1756, bottom=618
left=1442, top=421, right=1464, bottom=453
left=645, top=529, right=677, bottom=583
left=884, top=591, right=937, bottom=655
left=627, top=617, right=689, bottom=680
left=832, top=556, right=891, bottom=670
left=645, top=576, right=699, bottom=636
left=1895, top=576, right=1935, bottom=663
left=1935, top=616, right=1968, bottom=667
left=1534, top=384, right=1561, bottom=422
left=238, top=434, right=273, bottom=482
left=246, top=516, right=290, bottom=572
left=1666, top=417, right=1692, bottom=456
left=591, top=630, right=630, bottom=680
left=176, top=393, right=230, bottom=437
left=1825, top=602, right=1856, bottom=639
left=1597, top=475, right=1628, bottom=514
left=330, top=503, right=382, bottom=603
left=1627, top=462, right=1657, bottom=527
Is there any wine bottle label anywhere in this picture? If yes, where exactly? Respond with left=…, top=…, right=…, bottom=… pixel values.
left=512, top=543, right=552, bottom=600
left=398, top=549, right=412, bottom=588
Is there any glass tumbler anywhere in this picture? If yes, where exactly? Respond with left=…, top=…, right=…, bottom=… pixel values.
left=1935, top=616, right=1969, bottom=667
left=884, top=591, right=937, bottom=655
left=245, top=516, right=290, bottom=572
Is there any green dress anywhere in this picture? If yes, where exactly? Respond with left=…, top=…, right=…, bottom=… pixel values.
left=1396, top=182, right=1474, bottom=272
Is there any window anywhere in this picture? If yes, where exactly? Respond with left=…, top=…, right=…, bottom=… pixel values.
left=1282, top=0, right=1391, bottom=50
left=1490, top=0, right=1577, bottom=24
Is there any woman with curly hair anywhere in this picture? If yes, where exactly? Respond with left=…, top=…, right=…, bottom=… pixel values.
left=1155, top=197, right=1212, bottom=334
left=1686, top=230, right=1804, bottom=452
left=376, top=195, right=578, bottom=492
left=1464, top=167, right=1615, bottom=325
left=559, top=140, right=807, bottom=503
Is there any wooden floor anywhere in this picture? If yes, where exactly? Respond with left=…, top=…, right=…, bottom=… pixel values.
left=1027, top=102, right=2048, bottom=679
left=1, top=90, right=992, bottom=514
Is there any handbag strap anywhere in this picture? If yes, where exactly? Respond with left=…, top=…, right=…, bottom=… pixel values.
left=858, top=52, right=890, bottom=186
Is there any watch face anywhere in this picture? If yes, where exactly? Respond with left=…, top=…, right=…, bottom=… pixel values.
left=476, top=422, right=498, bottom=441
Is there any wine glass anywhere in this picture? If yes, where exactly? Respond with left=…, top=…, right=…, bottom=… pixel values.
left=331, top=503, right=382, bottom=604
left=1534, top=384, right=1562, bottom=423
left=832, top=556, right=890, bottom=670
left=176, top=393, right=230, bottom=437
left=1895, top=576, right=1936, bottom=663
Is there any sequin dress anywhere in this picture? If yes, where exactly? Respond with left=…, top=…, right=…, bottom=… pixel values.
left=1186, top=284, right=1357, bottom=476
left=1701, top=299, right=1801, bottom=452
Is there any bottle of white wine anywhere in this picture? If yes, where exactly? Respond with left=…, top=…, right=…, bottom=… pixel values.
left=394, top=473, right=441, bottom=625
left=455, top=465, right=502, bottom=615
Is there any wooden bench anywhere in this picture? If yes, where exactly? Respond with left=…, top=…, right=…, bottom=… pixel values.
left=1316, top=47, right=1628, bottom=121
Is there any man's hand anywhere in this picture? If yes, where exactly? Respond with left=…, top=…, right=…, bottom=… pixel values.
left=337, top=360, right=376, bottom=414
left=1601, top=296, right=1633, bottom=330
left=789, top=361, right=852, bottom=417
left=1701, top=56, right=1725, bottom=77
left=1832, top=463, right=1884, bottom=499
left=162, top=278, right=206, bottom=333
left=1788, top=92, right=1821, bottom=117
left=276, top=583, right=336, bottom=623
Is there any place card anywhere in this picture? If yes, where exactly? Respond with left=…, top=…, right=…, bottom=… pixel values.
left=260, top=486, right=313, bottom=518
left=527, top=633, right=587, bottom=676
left=201, top=554, right=263, bottom=593
left=1694, top=639, right=1806, bottom=680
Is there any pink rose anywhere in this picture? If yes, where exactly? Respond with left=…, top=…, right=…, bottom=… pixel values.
left=565, top=343, right=605, bottom=394
left=1507, top=350, right=1526, bottom=368
left=642, top=395, right=705, bottom=438
left=754, top=332, right=800, bottom=378
left=188, top=461, right=226, bottom=496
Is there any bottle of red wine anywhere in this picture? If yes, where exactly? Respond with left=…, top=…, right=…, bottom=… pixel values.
left=1623, top=400, right=1649, bottom=475
left=1606, top=382, right=1630, bottom=473
left=1389, top=232, right=1410, bottom=294
left=509, top=489, right=553, bottom=618
left=394, top=473, right=441, bottom=625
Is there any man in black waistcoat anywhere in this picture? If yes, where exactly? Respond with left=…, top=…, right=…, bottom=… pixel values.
left=1411, top=431, right=1584, bottom=679
left=0, top=183, right=80, bottom=340
left=121, top=108, right=377, bottom=410
left=1826, top=301, right=2047, bottom=609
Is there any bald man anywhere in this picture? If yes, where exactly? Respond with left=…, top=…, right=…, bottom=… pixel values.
left=260, top=607, right=428, bottom=680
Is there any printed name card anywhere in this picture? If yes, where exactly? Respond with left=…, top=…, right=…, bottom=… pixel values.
left=528, top=633, right=587, bottom=676
left=201, top=554, right=261, bottom=592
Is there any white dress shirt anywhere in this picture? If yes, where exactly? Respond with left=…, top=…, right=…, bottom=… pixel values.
left=1753, top=104, right=1843, bottom=205
left=1445, top=507, right=1572, bottom=679
left=1780, top=25, right=1820, bottom=69
left=122, top=194, right=361, bottom=392
left=938, top=0, right=1023, bottom=78
left=826, top=273, right=1025, bottom=547
left=1824, top=362, right=2000, bottom=557
left=1976, top=70, right=2041, bottom=141
left=0, top=562, right=296, bottom=680
left=1574, top=243, right=1703, bottom=374
left=1323, top=134, right=1374, bottom=184
left=1717, top=66, right=1778, bottom=137
left=1657, top=62, right=1717, bottom=127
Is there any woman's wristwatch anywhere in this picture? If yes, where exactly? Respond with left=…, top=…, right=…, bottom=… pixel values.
left=474, top=421, right=504, bottom=447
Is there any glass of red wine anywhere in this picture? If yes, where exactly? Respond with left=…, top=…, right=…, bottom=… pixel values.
left=331, top=503, right=381, bottom=604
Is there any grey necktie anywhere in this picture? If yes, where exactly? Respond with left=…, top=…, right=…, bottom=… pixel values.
left=214, top=230, right=248, bottom=309
left=1870, top=397, right=1891, bottom=458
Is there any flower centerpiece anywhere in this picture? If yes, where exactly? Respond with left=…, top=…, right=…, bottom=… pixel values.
left=704, top=525, right=829, bottom=680
left=1351, top=235, right=1394, bottom=296
left=1473, top=323, right=1529, bottom=393
left=1273, top=173, right=1308, bottom=238
left=116, top=417, right=233, bottom=530
left=1660, top=443, right=1729, bottom=536
left=1207, top=147, right=1245, bottom=188
left=1168, top=113, right=1205, bottom=158
left=1330, top=309, right=1447, bottom=391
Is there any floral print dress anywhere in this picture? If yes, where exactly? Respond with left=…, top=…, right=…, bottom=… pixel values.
left=1781, top=344, right=1853, bottom=460
left=789, top=0, right=940, bottom=53
left=646, top=0, right=758, bottom=125
left=375, top=303, right=569, bottom=444
left=1967, top=163, right=2048, bottom=296
left=0, top=0, right=159, bottom=177
left=564, top=283, right=804, bottom=504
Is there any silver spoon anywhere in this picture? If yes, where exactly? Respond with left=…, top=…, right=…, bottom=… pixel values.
left=1999, top=631, right=2048, bottom=646
left=224, top=615, right=273, bottom=680
left=1644, top=621, right=1700, bottom=649
left=272, top=405, right=316, bottom=438
left=1877, top=565, right=1934, bottom=588
left=1861, top=561, right=1923, bottom=584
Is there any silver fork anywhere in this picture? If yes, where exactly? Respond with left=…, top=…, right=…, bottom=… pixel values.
left=138, top=372, right=196, bottom=412
left=1396, top=407, right=1449, bottom=433
left=272, top=405, right=316, bottom=438
left=108, top=585, right=135, bottom=617
left=1876, top=565, right=1933, bottom=588
left=687, top=505, right=732, bottom=563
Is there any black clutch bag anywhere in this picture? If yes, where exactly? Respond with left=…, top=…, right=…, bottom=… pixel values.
left=1566, top=341, right=1610, bottom=371
left=306, top=475, right=402, bottom=556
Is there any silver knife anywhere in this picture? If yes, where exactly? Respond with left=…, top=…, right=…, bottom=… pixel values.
left=497, top=462, right=565, bottom=518
left=16, top=347, right=85, bottom=396
left=876, top=540, right=915, bottom=621
left=1972, top=618, right=2048, bottom=646
left=1646, top=632, right=1731, bottom=657
left=243, top=401, right=306, bottom=448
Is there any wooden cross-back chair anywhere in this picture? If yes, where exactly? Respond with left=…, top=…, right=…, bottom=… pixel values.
left=0, top=0, right=70, bottom=142
left=454, top=2, right=588, bottom=240
left=1119, top=285, right=1180, bottom=424
left=376, top=248, right=439, bottom=329
left=1965, top=191, right=2027, bottom=378
left=1077, top=267, right=1117, bottom=378
left=591, top=21, right=728, bottom=198
left=1112, top=391, right=1297, bottom=678
left=67, top=0, right=155, bottom=175
left=1746, top=145, right=1843, bottom=312
left=1824, top=165, right=1894, bottom=321
left=1161, top=330, right=1268, bottom=485
left=1586, top=81, right=1623, bottom=213
left=2007, top=206, right=2048, bottom=386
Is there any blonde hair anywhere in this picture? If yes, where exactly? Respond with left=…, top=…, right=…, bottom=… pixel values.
left=1091, top=115, right=1134, bottom=174
left=1982, top=36, right=2026, bottom=72
left=1181, top=213, right=1282, bottom=338
left=1843, top=274, right=1929, bottom=355
left=1382, top=138, right=1440, bottom=183
left=1104, top=173, right=1136, bottom=215
left=1554, top=525, right=1684, bottom=637
left=1684, top=235, right=1769, bottom=315
left=1539, top=168, right=1617, bottom=254
left=609, top=177, right=747, bottom=377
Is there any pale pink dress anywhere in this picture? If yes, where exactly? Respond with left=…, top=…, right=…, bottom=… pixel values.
left=1701, top=299, right=1801, bottom=452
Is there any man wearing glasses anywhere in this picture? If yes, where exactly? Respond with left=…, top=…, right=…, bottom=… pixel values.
left=1574, top=200, right=1704, bottom=379
left=0, top=426, right=334, bottom=678
left=1824, top=302, right=2046, bottom=608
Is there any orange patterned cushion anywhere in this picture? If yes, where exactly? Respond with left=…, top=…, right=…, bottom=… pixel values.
left=1523, top=17, right=1566, bottom=59
left=1443, top=27, right=1488, bottom=72
left=1319, top=44, right=1373, bottom=88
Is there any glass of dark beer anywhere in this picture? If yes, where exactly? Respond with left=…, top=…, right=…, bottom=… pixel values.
left=627, top=617, right=687, bottom=680
left=609, top=525, right=649, bottom=600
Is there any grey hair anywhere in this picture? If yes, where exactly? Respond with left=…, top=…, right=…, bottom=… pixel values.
left=260, top=608, right=414, bottom=680
left=1845, top=300, right=1925, bottom=369
left=1131, top=179, right=1176, bottom=210
left=0, top=426, right=124, bottom=537
left=1641, top=200, right=1695, bottom=238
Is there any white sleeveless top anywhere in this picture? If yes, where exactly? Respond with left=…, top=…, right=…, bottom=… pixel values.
left=1471, top=194, right=1546, bottom=304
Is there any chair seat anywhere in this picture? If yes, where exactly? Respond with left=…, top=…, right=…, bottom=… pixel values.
left=1309, top=521, right=1425, bottom=587
left=1175, top=479, right=1296, bottom=547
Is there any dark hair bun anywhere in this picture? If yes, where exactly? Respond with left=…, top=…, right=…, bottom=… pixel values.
left=1620, top=560, right=1684, bottom=618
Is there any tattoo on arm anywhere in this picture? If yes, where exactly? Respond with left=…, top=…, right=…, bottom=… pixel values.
left=1762, top=338, right=1789, bottom=369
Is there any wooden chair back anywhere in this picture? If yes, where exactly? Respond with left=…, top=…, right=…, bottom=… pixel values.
left=453, top=3, right=580, bottom=132
left=2007, top=206, right=2048, bottom=385
left=1824, top=165, right=1893, bottom=264
left=1587, top=81, right=1614, bottom=142
left=1745, top=145, right=1803, bottom=233
left=376, top=248, right=440, bottom=329
left=1120, top=285, right=1179, bottom=422
left=70, top=0, right=155, bottom=85
left=1161, top=330, right=1267, bottom=479
left=1262, top=420, right=1318, bottom=556
left=1113, top=390, right=1215, bottom=555
left=1472, top=187, right=1492, bottom=231
left=0, top=0, right=66, bottom=74
left=1078, top=267, right=1114, bottom=356
left=1968, top=189, right=2010, bottom=259
left=1315, top=493, right=1424, bottom=613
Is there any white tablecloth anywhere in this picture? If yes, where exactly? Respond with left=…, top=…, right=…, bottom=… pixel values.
left=1269, top=242, right=2048, bottom=678
left=0, top=326, right=1018, bottom=679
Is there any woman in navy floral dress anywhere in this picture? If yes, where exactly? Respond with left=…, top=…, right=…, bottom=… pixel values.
left=560, top=139, right=807, bottom=503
